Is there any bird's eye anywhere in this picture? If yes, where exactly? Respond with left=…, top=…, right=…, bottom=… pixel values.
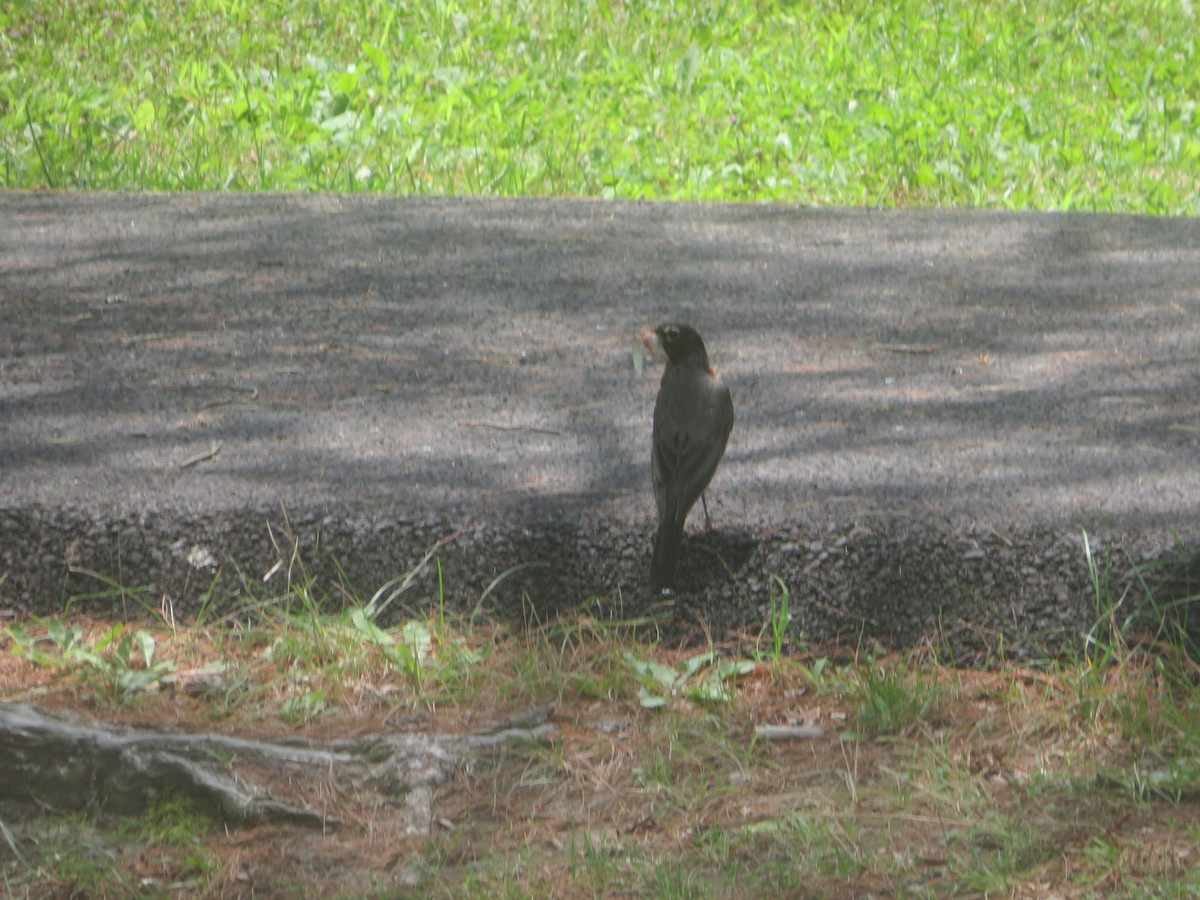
left=663, top=326, right=679, bottom=342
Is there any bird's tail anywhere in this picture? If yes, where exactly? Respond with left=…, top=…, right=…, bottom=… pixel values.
left=650, top=521, right=684, bottom=591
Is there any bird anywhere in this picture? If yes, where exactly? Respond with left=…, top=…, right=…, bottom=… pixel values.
left=649, top=323, right=734, bottom=592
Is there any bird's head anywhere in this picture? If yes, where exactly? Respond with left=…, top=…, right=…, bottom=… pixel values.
left=654, top=323, right=709, bottom=364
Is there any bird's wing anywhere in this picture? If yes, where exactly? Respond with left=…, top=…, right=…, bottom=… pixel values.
left=659, top=383, right=733, bottom=526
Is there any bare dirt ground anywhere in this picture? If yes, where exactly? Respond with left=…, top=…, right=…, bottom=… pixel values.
left=2, top=618, right=1198, bottom=898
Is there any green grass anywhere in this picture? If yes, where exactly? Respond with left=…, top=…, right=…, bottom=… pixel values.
left=845, top=656, right=949, bottom=737
left=2, top=0, right=1197, bottom=211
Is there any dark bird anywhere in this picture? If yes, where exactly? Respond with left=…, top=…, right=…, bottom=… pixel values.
left=649, top=323, right=734, bottom=592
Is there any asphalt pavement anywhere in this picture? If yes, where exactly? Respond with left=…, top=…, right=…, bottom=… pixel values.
left=2, top=194, right=1198, bottom=658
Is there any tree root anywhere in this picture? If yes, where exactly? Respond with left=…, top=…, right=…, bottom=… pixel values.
left=0, top=703, right=555, bottom=832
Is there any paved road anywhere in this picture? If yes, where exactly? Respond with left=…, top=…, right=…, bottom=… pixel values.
left=2, top=194, right=1198, bottom=657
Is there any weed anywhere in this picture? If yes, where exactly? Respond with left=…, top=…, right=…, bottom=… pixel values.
left=765, top=572, right=792, bottom=665
left=7, top=618, right=176, bottom=705
left=624, top=649, right=756, bottom=708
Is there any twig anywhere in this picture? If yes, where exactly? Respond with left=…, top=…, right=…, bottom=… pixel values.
left=200, top=386, right=260, bottom=410
left=457, top=420, right=563, bottom=437
left=178, top=442, right=222, bottom=469
left=872, top=343, right=939, bottom=355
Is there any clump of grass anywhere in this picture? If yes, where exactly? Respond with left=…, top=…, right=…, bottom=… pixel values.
left=845, top=656, right=947, bottom=738
left=0, top=811, right=138, bottom=897
left=999, top=532, right=1200, bottom=822
left=116, top=789, right=221, bottom=875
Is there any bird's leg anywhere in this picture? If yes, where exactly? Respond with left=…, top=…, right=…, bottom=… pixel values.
left=701, top=492, right=712, bottom=531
